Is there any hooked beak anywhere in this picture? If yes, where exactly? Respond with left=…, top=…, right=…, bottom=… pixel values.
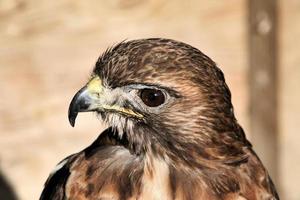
left=68, top=76, right=102, bottom=127
left=68, top=76, right=143, bottom=127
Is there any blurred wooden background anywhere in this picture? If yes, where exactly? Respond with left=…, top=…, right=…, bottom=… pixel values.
left=0, top=0, right=299, bottom=199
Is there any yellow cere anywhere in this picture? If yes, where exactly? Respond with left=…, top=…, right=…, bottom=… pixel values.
left=87, top=76, right=103, bottom=94
left=102, top=105, right=143, bottom=119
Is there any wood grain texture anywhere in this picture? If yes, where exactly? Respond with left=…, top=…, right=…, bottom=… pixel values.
left=248, top=0, right=279, bottom=186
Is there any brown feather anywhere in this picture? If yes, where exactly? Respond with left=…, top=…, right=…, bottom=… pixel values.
left=40, top=38, right=279, bottom=200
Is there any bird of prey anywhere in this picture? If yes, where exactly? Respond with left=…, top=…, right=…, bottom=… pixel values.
left=40, top=38, right=279, bottom=200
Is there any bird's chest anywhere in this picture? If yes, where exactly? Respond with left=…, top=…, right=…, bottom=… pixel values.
left=137, top=158, right=172, bottom=200
left=65, top=150, right=176, bottom=200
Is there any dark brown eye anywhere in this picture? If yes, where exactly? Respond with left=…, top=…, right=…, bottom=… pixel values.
left=140, top=89, right=165, bottom=107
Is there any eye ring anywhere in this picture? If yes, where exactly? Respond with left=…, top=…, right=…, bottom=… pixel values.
left=139, top=88, right=166, bottom=107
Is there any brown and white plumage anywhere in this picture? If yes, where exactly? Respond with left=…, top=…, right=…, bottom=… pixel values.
left=40, top=38, right=279, bottom=200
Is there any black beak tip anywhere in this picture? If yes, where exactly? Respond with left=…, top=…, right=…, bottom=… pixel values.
left=68, top=109, right=78, bottom=127
left=68, top=86, right=90, bottom=127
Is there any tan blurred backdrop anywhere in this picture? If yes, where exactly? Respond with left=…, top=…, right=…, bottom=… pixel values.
left=0, top=0, right=299, bottom=199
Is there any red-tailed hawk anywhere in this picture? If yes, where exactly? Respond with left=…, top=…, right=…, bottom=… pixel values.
left=40, top=38, right=279, bottom=200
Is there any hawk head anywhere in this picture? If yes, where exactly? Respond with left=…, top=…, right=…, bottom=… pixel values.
left=68, top=38, right=248, bottom=165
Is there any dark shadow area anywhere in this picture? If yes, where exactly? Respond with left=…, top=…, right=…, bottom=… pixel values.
left=0, top=170, right=18, bottom=200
